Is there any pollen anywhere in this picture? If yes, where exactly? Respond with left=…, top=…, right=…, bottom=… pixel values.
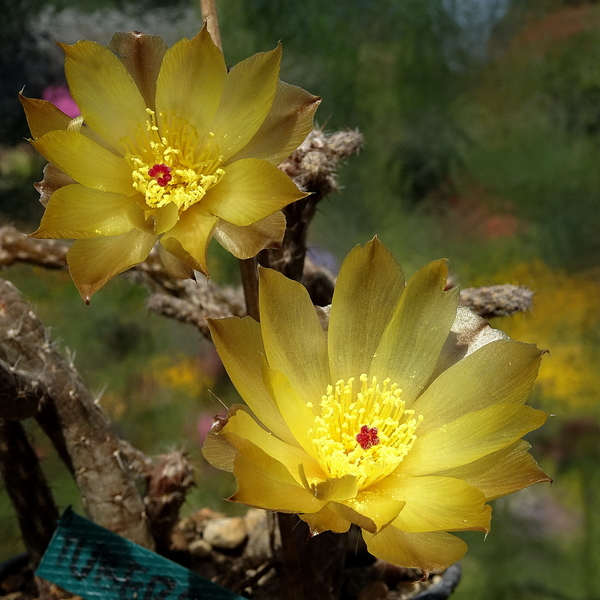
left=124, top=109, right=225, bottom=215
left=307, top=374, right=423, bottom=489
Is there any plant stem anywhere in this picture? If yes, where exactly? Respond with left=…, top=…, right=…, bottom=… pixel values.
left=200, top=0, right=222, bottom=51
left=0, top=419, right=59, bottom=566
left=198, top=1, right=261, bottom=322
left=199, top=6, right=347, bottom=597
left=239, top=257, right=260, bottom=320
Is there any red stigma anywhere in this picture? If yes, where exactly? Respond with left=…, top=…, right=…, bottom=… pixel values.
left=356, top=425, right=379, bottom=450
left=148, top=163, right=172, bottom=187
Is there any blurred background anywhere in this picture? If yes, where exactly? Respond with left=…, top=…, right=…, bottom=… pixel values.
left=1, top=0, right=600, bottom=598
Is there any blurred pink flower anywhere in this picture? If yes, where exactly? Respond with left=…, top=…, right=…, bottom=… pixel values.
left=42, top=85, right=79, bottom=118
left=197, top=412, right=217, bottom=444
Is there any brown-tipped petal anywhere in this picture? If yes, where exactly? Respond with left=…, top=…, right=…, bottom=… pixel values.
left=109, top=32, right=167, bottom=112
left=158, top=243, right=195, bottom=279
left=67, top=229, right=156, bottom=302
left=20, top=94, right=72, bottom=139
left=213, top=211, right=286, bottom=259
left=35, top=164, right=76, bottom=208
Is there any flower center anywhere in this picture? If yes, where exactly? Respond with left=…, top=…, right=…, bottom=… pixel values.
left=148, top=163, right=172, bottom=187
left=307, top=374, right=422, bottom=489
left=124, top=108, right=225, bottom=212
left=356, top=425, right=380, bottom=450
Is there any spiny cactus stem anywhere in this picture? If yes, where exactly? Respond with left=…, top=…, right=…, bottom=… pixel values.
left=0, top=418, right=59, bottom=565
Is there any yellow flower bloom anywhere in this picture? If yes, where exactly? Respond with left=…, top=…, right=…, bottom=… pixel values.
left=20, top=27, right=320, bottom=302
left=202, top=238, right=550, bottom=572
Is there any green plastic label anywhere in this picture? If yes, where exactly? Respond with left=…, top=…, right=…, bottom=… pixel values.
left=36, top=507, right=247, bottom=600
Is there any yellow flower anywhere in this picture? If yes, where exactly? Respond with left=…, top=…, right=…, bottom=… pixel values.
left=203, top=238, right=550, bottom=572
left=20, top=27, right=320, bottom=302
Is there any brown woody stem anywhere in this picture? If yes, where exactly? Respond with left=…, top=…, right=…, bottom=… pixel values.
left=0, top=279, right=155, bottom=549
left=0, top=419, right=59, bottom=566
left=200, top=0, right=222, bottom=51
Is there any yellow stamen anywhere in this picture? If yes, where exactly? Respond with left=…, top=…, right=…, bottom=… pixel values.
left=124, top=108, right=225, bottom=214
left=308, top=374, right=422, bottom=489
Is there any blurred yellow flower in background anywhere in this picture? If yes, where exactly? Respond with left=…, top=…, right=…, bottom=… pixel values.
left=203, top=238, right=550, bottom=572
left=152, top=354, right=216, bottom=398
left=478, top=260, right=600, bottom=412
left=21, top=26, right=320, bottom=302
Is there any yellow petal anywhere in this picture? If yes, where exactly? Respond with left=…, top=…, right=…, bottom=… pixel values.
left=299, top=506, right=351, bottom=535
left=213, top=211, right=286, bottom=259
left=401, top=404, right=548, bottom=476
left=230, top=444, right=325, bottom=514
left=156, top=26, right=226, bottom=136
left=67, top=229, right=156, bottom=302
left=154, top=203, right=180, bottom=235
left=61, top=39, right=147, bottom=152
left=210, top=45, right=282, bottom=162
left=109, top=32, right=167, bottom=112
left=227, top=81, right=321, bottom=166
left=202, top=429, right=236, bottom=472
left=328, top=237, right=405, bottom=383
left=222, top=405, right=325, bottom=483
left=414, top=340, right=544, bottom=435
left=311, top=474, right=358, bottom=502
left=31, top=184, right=134, bottom=239
left=329, top=503, right=377, bottom=534
left=202, top=158, right=305, bottom=226
left=369, top=260, right=459, bottom=406
left=32, top=131, right=133, bottom=194
left=341, top=490, right=406, bottom=531
left=259, top=267, right=330, bottom=407
left=20, top=94, right=71, bottom=139
left=363, top=528, right=467, bottom=571
left=207, top=316, right=297, bottom=446
left=267, top=368, right=320, bottom=460
left=435, top=440, right=552, bottom=501
left=159, top=205, right=218, bottom=276
left=374, top=475, right=491, bottom=533
left=158, top=243, right=194, bottom=279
